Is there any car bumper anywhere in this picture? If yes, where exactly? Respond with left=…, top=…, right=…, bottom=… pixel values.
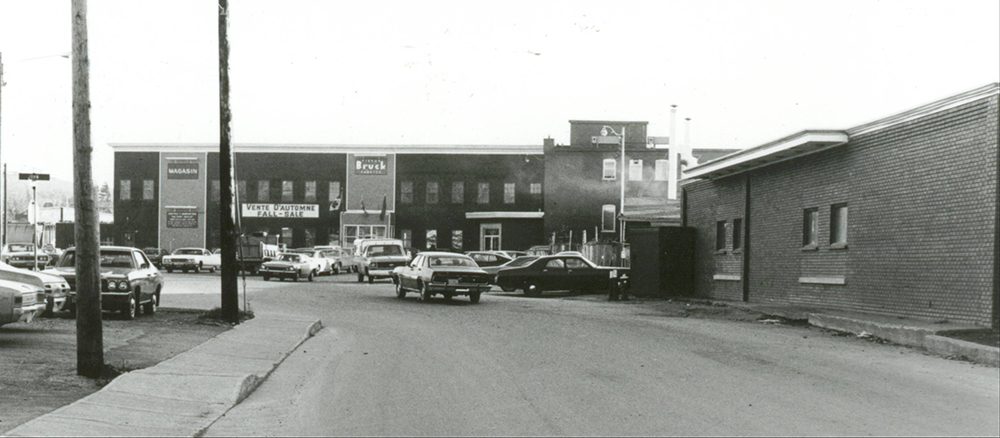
left=163, top=262, right=199, bottom=270
left=67, top=292, right=133, bottom=310
left=48, top=295, right=68, bottom=312
left=260, top=269, right=302, bottom=277
left=367, top=269, right=397, bottom=278
left=7, top=260, right=46, bottom=269
left=16, top=303, right=46, bottom=323
left=426, top=283, right=491, bottom=294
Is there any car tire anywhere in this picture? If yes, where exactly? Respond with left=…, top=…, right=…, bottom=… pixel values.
left=263, top=274, right=270, bottom=281
left=182, top=269, right=188, bottom=273
left=197, top=262, right=204, bottom=273
left=396, top=281, right=406, bottom=299
left=308, top=270, right=315, bottom=282
left=443, top=293, right=453, bottom=300
left=166, top=268, right=173, bottom=273
left=501, top=286, right=515, bottom=292
left=293, top=272, right=300, bottom=282
left=357, top=271, right=364, bottom=282
left=121, top=293, right=137, bottom=320
left=420, top=282, right=432, bottom=301
left=209, top=266, right=217, bottom=273
left=368, top=271, right=374, bottom=284
left=469, top=292, right=481, bottom=304
left=333, top=264, right=340, bottom=275
left=143, top=291, right=158, bottom=315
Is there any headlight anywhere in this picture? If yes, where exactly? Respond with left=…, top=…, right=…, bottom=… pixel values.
left=108, top=281, right=118, bottom=291
left=118, top=280, right=130, bottom=291
left=287, top=266, right=295, bottom=271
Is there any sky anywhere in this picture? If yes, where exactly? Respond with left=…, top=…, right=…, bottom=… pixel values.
left=1, top=0, right=998, bottom=188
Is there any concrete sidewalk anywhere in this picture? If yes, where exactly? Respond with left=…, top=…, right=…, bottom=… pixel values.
left=4, top=312, right=322, bottom=437
left=729, top=301, right=999, bottom=367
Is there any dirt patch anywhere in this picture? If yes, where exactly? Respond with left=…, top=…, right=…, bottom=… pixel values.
left=0, top=309, right=229, bottom=433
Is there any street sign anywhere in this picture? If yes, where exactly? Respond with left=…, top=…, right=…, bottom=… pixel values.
left=18, top=173, right=50, bottom=181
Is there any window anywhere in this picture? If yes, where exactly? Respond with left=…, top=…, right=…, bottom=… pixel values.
left=803, top=208, right=818, bottom=247
left=344, top=225, right=357, bottom=246
left=478, top=182, right=489, bottom=204
left=716, top=221, right=727, bottom=251
left=545, top=259, right=565, bottom=269
left=120, top=180, right=131, bottom=201
left=629, top=159, right=643, bottom=181
left=452, top=182, right=464, bottom=204
left=401, top=181, right=413, bottom=204
left=212, top=180, right=220, bottom=203
left=328, top=182, right=341, bottom=202
left=530, top=183, right=542, bottom=194
left=258, top=180, right=269, bottom=201
left=601, top=205, right=616, bottom=232
left=305, top=181, right=317, bottom=202
left=602, top=159, right=617, bottom=180
left=304, top=228, right=316, bottom=247
left=281, top=227, right=293, bottom=246
left=401, top=230, right=412, bottom=248
left=452, top=230, right=463, bottom=250
left=830, top=204, right=848, bottom=246
left=504, top=183, right=515, bottom=204
left=733, top=218, right=743, bottom=251
left=238, top=180, right=247, bottom=201
left=281, top=181, right=294, bottom=202
left=426, top=229, right=437, bottom=249
left=426, top=182, right=439, bottom=204
left=655, top=159, right=669, bottom=181
left=143, top=180, right=154, bottom=200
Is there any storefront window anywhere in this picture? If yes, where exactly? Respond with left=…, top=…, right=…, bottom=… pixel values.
left=281, top=181, right=294, bottom=202
left=305, top=181, right=317, bottom=202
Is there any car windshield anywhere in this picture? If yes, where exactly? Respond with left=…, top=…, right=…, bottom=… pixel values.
left=278, top=254, right=301, bottom=262
left=504, top=256, right=538, bottom=267
left=175, top=249, right=203, bottom=255
left=6, top=244, right=33, bottom=252
left=62, top=251, right=134, bottom=268
left=142, top=248, right=159, bottom=254
left=428, top=256, right=477, bottom=268
left=367, top=245, right=402, bottom=256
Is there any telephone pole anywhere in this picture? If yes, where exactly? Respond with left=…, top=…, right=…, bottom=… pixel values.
left=219, top=0, right=239, bottom=323
left=72, top=0, right=103, bottom=378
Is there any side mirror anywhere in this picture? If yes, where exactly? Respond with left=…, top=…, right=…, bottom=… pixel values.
left=141, top=263, right=150, bottom=270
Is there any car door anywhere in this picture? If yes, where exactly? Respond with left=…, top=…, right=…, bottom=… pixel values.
left=401, top=255, right=422, bottom=290
left=540, top=258, right=567, bottom=290
left=130, top=250, right=152, bottom=302
left=564, top=256, right=598, bottom=290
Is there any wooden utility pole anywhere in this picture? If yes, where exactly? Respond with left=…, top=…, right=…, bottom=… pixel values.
left=219, top=0, right=239, bottom=323
left=72, top=0, right=103, bottom=377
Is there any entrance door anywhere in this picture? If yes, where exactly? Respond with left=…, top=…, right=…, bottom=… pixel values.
left=480, top=223, right=501, bottom=251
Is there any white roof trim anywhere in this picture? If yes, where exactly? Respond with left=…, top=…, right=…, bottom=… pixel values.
left=465, top=211, right=544, bottom=219
left=683, top=131, right=848, bottom=180
left=110, top=143, right=543, bottom=155
left=848, top=83, right=999, bottom=137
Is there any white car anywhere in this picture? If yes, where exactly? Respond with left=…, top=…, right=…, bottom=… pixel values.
left=0, top=262, right=71, bottom=315
left=161, top=248, right=221, bottom=273
left=0, top=278, right=46, bottom=326
left=287, top=249, right=332, bottom=275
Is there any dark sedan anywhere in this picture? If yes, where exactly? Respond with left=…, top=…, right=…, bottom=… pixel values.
left=394, top=251, right=491, bottom=303
left=44, top=246, right=164, bottom=320
left=142, top=247, right=170, bottom=268
left=482, top=255, right=538, bottom=288
left=465, top=251, right=513, bottom=268
left=494, top=254, right=626, bottom=296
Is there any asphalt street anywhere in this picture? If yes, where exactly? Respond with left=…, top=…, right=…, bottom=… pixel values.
left=161, top=272, right=999, bottom=436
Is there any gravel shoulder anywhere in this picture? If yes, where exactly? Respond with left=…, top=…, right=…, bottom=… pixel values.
left=0, top=309, right=230, bottom=434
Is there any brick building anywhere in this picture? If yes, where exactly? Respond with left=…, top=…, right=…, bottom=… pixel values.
left=682, top=83, right=999, bottom=328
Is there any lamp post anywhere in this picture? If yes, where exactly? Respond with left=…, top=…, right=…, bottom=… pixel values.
left=601, top=125, right=627, bottom=243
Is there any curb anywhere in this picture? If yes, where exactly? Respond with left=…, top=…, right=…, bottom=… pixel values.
left=3, top=314, right=323, bottom=437
left=924, top=335, right=1000, bottom=367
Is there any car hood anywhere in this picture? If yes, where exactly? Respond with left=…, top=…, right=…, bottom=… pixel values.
left=368, top=255, right=410, bottom=262
left=0, top=264, right=66, bottom=287
left=262, top=261, right=302, bottom=268
left=45, top=266, right=136, bottom=278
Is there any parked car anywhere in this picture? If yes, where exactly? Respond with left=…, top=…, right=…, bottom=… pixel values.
left=481, top=255, right=538, bottom=287
left=525, top=245, right=553, bottom=257
left=0, top=261, right=71, bottom=315
left=315, top=247, right=349, bottom=274
left=41, top=244, right=65, bottom=265
left=1, top=243, right=52, bottom=270
left=287, top=248, right=333, bottom=275
left=260, top=253, right=316, bottom=281
left=355, top=239, right=410, bottom=283
left=161, top=247, right=222, bottom=273
left=465, top=251, right=514, bottom=268
left=142, top=247, right=170, bottom=268
left=495, top=253, right=628, bottom=296
left=44, top=246, right=164, bottom=320
left=393, top=251, right=491, bottom=303
left=0, top=278, right=47, bottom=326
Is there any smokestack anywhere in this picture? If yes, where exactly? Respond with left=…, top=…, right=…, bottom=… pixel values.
left=669, top=105, right=678, bottom=149
left=685, top=117, right=692, bottom=155
left=668, top=105, right=679, bottom=200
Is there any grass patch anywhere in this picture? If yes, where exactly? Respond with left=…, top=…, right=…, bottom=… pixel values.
left=197, top=307, right=255, bottom=326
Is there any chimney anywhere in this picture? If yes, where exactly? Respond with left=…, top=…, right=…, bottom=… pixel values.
left=543, top=137, right=555, bottom=148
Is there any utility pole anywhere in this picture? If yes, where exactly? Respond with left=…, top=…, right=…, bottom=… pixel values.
left=218, top=0, right=239, bottom=323
left=1, top=52, right=5, bottom=247
left=72, top=0, right=103, bottom=378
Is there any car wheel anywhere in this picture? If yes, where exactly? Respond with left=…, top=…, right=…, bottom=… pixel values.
left=501, top=286, right=515, bottom=292
left=469, top=292, right=481, bottom=304
left=525, top=281, right=542, bottom=297
left=443, top=293, right=453, bottom=300
left=293, top=272, right=300, bottom=282
left=209, top=266, right=217, bottom=273
left=367, top=271, right=374, bottom=284
left=396, top=281, right=406, bottom=299
left=182, top=269, right=188, bottom=273
left=121, top=293, right=137, bottom=320
left=357, top=271, right=364, bottom=282
left=143, top=291, right=158, bottom=315
left=308, top=270, right=315, bottom=282
left=420, top=282, right=432, bottom=301
left=333, top=264, right=340, bottom=275
left=166, top=268, right=173, bottom=273
left=263, top=274, right=270, bottom=281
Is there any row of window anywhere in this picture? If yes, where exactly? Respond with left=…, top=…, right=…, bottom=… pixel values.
left=715, top=203, right=848, bottom=252
left=119, top=180, right=156, bottom=201
left=400, top=182, right=541, bottom=205
left=602, top=159, right=672, bottom=181
left=399, top=229, right=464, bottom=250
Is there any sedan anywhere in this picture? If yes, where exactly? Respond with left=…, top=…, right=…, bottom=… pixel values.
left=394, top=251, right=491, bottom=303
left=260, top=253, right=316, bottom=281
left=495, top=254, right=626, bottom=296
left=287, top=248, right=333, bottom=275
left=465, top=251, right=513, bottom=268
left=142, top=247, right=170, bottom=268
left=162, top=248, right=221, bottom=273
left=481, top=256, right=538, bottom=288
left=44, top=246, right=164, bottom=320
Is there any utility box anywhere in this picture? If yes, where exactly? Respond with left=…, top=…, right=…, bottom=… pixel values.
left=626, top=226, right=695, bottom=297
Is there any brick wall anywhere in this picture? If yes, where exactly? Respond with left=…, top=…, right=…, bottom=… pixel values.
left=684, top=94, right=998, bottom=327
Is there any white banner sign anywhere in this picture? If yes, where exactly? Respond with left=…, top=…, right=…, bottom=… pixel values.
left=242, top=204, right=319, bottom=218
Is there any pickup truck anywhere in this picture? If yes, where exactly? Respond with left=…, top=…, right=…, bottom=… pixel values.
left=0, top=278, right=46, bottom=326
left=355, top=239, right=410, bottom=283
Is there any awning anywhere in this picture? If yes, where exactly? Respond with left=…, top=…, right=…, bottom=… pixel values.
left=683, top=130, right=848, bottom=180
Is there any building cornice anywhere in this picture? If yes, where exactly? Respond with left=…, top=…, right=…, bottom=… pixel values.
left=110, top=143, right=543, bottom=155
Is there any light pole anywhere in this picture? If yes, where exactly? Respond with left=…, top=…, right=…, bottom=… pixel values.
left=601, top=125, right=627, bottom=243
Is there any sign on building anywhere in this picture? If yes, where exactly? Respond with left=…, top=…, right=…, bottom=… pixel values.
left=354, top=156, right=387, bottom=175
left=166, top=208, right=199, bottom=228
left=167, top=160, right=200, bottom=180
left=242, top=204, right=319, bottom=218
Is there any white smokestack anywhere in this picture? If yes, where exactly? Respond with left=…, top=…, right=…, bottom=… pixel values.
left=668, top=105, right=679, bottom=200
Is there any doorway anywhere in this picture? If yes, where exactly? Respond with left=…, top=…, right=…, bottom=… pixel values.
left=480, top=223, right=501, bottom=251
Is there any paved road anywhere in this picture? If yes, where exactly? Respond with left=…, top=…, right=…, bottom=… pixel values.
left=162, top=272, right=999, bottom=436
